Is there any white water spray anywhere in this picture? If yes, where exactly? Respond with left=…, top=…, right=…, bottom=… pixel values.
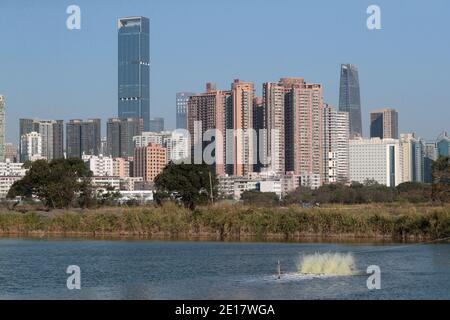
left=298, top=252, right=356, bottom=276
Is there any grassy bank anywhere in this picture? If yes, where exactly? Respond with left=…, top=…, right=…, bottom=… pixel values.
left=0, top=203, right=449, bottom=241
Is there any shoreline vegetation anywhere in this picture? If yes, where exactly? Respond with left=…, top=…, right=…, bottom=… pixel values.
left=0, top=203, right=449, bottom=242
left=3, top=158, right=450, bottom=243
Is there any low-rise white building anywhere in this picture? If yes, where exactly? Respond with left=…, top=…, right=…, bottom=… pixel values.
left=282, top=173, right=301, bottom=195
left=218, top=173, right=299, bottom=201
left=82, top=154, right=114, bottom=176
left=218, top=176, right=258, bottom=200
left=120, top=177, right=144, bottom=191
left=299, top=173, right=322, bottom=190
left=0, top=160, right=27, bottom=198
left=0, top=176, right=23, bottom=198
left=0, top=160, right=26, bottom=176
left=91, top=176, right=121, bottom=191
left=259, top=180, right=282, bottom=199
left=134, top=131, right=164, bottom=148
left=233, top=180, right=259, bottom=200
left=118, top=190, right=154, bottom=204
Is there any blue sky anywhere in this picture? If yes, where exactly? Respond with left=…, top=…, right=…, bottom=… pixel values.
left=0, top=0, right=449, bottom=143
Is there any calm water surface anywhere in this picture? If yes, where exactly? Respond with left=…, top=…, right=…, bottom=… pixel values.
left=0, top=239, right=448, bottom=299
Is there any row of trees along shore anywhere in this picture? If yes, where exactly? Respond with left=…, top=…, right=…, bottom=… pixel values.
left=0, top=157, right=449, bottom=240
left=6, top=157, right=450, bottom=209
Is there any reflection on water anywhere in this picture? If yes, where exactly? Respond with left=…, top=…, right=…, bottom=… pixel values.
left=0, top=239, right=449, bottom=299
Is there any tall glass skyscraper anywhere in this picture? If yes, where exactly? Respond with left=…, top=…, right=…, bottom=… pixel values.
left=339, top=64, right=362, bottom=137
left=118, top=17, right=150, bottom=131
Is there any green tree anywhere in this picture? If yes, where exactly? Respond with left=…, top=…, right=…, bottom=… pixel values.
left=431, top=156, right=450, bottom=202
left=283, top=186, right=314, bottom=205
left=284, top=180, right=398, bottom=205
left=7, top=158, right=93, bottom=209
left=96, top=185, right=121, bottom=206
left=396, top=182, right=431, bottom=203
left=154, top=162, right=217, bottom=210
left=241, top=191, right=279, bottom=206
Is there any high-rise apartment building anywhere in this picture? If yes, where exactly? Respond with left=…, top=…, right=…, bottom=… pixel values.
left=231, top=79, right=255, bottom=176
left=106, top=118, right=121, bottom=158
left=53, top=120, right=64, bottom=159
left=262, top=82, right=285, bottom=175
left=81, top=119, right=101, bottom=156
left=370, top=108, right=399, bottom=139
left=107, top=118, right=143, bottom=158
left=324, top=105, right=350, bottom=184
left=19, top=119, right=34, bottom=159
left=164, top=131, right=190, bottom=163
left=0, top=96, right=5, bottom=161
left=424, top=142, right=438, bottom=183
left=121, top=118, right=143, bottom=159
left=176, top=92, right=195, bottom=130
left=20, top=132, right=43, bottom=162
left=339, top=64, right=362, bottom=137
left=19, top=119, right=64, bottom=161
left=113, top=157, right=130, bottom=178
left=118, top=17, right=150, bottom=131
left=133, top=142, right=167, bottom=182
left=100, top=137, right=108, bottom=156
left=66, top=120, right=82, bottom=159
left=134, top=131, right=189, bottom=163
left=283, top=78, right=324, bottom=183
left=349, top=138, right=403, bottom=187
left=4, top=143, right=18, bottom=163
left=66, top=119, right=101, bottom=158
left=149, top=117, right=165, bottom=133
left=262, top=78, right=325, bottom=183
left=252, top=97, right=267, bottom=172
left=193, top=79, right=257, bottom=176
left=82, top=154, right=114, bottom=177
left=400, top=133, right=425, bottom=183
left=187, top=83, right=231, bottom=175
left=36, top=121, right=54, bottom=160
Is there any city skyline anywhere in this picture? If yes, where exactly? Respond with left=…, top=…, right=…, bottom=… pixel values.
left=0, top=0, right=450, bottom=144
left=0, top=2, right=448, bottom=304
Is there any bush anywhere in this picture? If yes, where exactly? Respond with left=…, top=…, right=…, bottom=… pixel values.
left=241, top=191, right=279, bottom=207
left=0, top=204, right=448, bottom=240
